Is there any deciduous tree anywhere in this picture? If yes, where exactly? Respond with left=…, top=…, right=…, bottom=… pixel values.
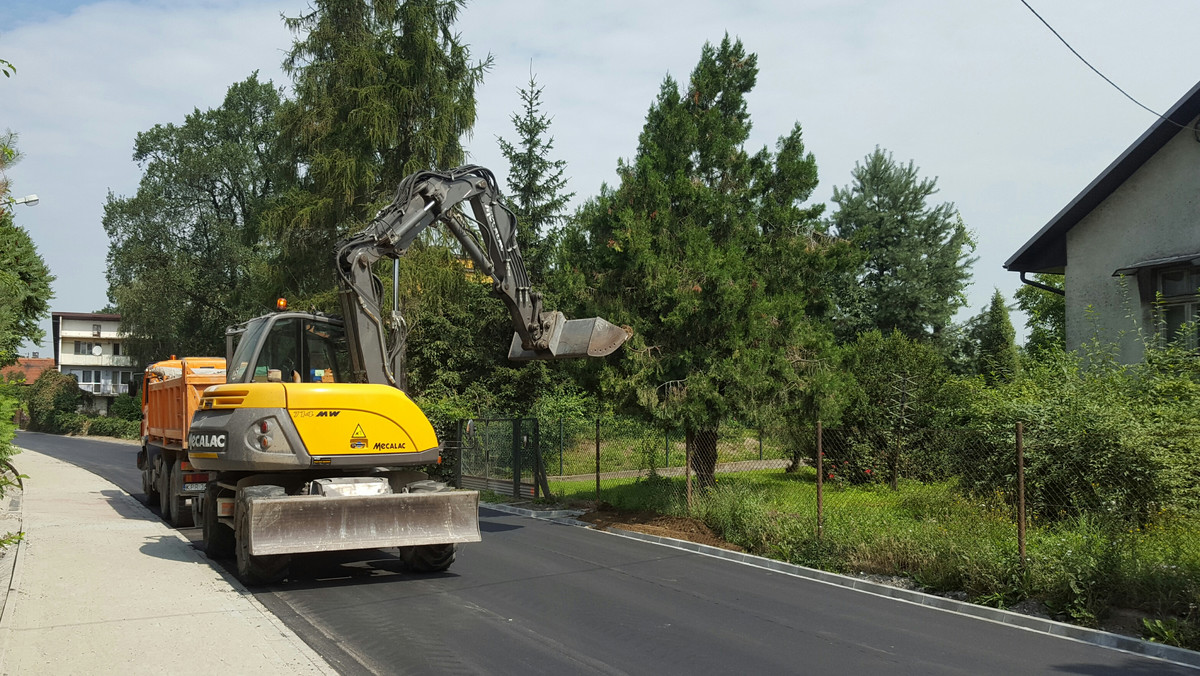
left=0, top=132, right=54, bottom=368
left=104, top=74, right=288, bottom=361
left=1014, top=273, right=1065, bottom=356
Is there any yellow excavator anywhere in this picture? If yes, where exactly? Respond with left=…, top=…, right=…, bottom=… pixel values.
left=185, top=165, right=628, bottom=584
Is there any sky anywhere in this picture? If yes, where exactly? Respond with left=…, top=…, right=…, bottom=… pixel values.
left=3, top=0, right=1200, bottom=357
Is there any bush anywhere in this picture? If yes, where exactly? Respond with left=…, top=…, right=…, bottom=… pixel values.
left=109, top=393, right=142, bottom=421
left=27, top=370, right=81, bottom=431
left=86, top=416, right=140, bottom=440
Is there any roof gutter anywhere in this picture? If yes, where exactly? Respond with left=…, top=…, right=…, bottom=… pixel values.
left=1019, top=271, right=1064, bottom=296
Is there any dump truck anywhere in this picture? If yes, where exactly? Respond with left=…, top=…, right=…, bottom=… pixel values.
left=179, top=165, right=629, bottom=584
left=137, top=357, right=226, bottom=527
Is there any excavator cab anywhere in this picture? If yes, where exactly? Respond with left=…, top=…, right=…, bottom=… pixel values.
left=226, top=312, right=350, bottom=385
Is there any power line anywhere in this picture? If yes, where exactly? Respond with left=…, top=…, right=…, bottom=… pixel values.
left=1019, top=0, right=1188, bottom=129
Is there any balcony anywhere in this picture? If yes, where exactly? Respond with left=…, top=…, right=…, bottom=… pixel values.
left=78, top=383, right=129, bottom=396
left=59, top=355, right=137, bottom=368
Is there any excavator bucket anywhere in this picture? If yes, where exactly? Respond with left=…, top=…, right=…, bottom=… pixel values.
left=245, top=490, right=481, bottom=556
left=508, top=312, right=630, bottom=361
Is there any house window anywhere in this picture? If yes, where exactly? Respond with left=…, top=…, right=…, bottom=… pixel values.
left=74, top=341, right=96, bottom=355
left=1156, top=267, right=1200, bottom=347
left=92, top=323, right=102, bottom=337
left=113, top=343, right=120, bottom=356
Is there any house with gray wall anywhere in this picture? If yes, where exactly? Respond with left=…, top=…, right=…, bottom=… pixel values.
left=1006, top=80, right=1200, bottom=363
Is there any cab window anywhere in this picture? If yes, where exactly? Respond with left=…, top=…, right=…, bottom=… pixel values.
left=304, top=321, right=350, bottom=383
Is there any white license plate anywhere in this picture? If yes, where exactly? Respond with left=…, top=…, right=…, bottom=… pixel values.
left=183, top=483, right=207, bottom=493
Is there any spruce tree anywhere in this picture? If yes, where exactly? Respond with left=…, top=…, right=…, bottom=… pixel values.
left=269, top=0, right=491, bottom=302
left=557, top=36, right=851, bottom=486
left=831, top=147, right=976, bottom=343
left=497, top=72, right=573, bottom=286
left=972, top=288, right=1020, bottom=384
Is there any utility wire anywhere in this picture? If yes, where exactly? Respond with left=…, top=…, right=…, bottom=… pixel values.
left=1019, top=0, right=1189, bottom=128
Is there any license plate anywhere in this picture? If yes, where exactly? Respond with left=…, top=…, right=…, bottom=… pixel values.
left=183, top=483, right=207, bottom=493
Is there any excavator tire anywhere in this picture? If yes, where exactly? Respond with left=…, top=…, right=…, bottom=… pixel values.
left=202, top=482, right=235, bottom=558
left=235, top=485, right=290, bottom=585
left=399, top=543, right=456, bottom=573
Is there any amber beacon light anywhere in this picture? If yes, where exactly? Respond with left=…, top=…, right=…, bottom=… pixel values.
left=276, top=298, right=288, bottom=311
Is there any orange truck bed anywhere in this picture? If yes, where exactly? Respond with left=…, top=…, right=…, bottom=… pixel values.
left=142, top=357, right=227, bottom=451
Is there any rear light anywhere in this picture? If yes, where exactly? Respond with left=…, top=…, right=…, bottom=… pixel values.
left=259, top=436, right=272, bottom=450
left=180, top=460, right=194, bottom=471
left=182, top=473, right=210, bottom=483
left=259, top=420, right=269, bottom=434
left=216, top=497, right=235, bottom=517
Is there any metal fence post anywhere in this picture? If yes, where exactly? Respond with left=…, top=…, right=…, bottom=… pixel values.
left=559, top=418, right=564, bottom=477
left=1017, top=421, right=1027, bottom=569
left=455, top=419, right=463, bottom=489
left=685, top=434, right=693, bottom=515
left=512, top=418, right=522, bottom=499
left=665, top=431, right=670, bottom=468
left=758, top=427, right=763, bottom=461
left=816, top=420, right=824, bottom=541
left=595, top=418, right=601, bottom=502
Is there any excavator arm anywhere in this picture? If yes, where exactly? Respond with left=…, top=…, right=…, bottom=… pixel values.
left=335, top=165, right=628, bottom=388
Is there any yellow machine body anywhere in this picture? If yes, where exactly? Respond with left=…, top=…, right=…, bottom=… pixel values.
left=188, top=382, right=442, bottom=471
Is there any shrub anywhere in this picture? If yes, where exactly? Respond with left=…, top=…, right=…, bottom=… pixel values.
left=27, top=370, right=81, bottom=431
left=109, top=393, right=142, bottom=421
left=86, top=416, right=140, bottom=440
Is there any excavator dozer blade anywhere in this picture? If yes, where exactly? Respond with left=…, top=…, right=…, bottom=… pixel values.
left=508, top=312, right=631, bottom=361
left=246, top=490, right=481, bottom=556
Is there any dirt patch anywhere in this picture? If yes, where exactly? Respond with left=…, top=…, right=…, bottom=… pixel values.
left=579, top=505, right=743, bottom=552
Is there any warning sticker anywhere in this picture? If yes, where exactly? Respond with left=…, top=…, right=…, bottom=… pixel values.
left=350, top=424, right=368, bottom=450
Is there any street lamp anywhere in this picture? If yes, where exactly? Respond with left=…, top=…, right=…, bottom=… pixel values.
left=12, top=194, right=39, bottom=207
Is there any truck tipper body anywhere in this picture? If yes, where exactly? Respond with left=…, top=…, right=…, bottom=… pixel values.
left=137, top=357, right=226, bottom=527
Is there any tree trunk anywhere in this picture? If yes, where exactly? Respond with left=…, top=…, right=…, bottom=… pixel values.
left=687, top=427, right=719, bottom=488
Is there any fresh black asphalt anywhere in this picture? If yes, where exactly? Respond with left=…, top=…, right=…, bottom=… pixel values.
left=16, top=430, right=1198, bottom=675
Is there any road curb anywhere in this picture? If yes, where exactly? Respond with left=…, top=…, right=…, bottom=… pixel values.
left=480, top=501, right=1200, bottom=671
left=0, top=455, right=27, bottom=672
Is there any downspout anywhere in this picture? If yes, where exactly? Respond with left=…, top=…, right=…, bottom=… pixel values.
left=1019, top=271, right=1065, bottom=296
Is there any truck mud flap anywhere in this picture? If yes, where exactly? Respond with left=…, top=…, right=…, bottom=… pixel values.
left=246, top=490, right=481, bottom=556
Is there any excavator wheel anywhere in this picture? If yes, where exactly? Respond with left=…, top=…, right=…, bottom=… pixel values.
left=235, top=485, right=290, bottom=585
left=399, top=544, right=457, bottom=573
left=202, top=482, right=235, bottom=558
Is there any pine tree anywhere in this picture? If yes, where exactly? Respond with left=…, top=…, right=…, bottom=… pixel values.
left=831, top=147, right=976, bottom=343
left=268, top=0, right=491, bottom=303
left=557, top=36, right=852, bottom=486
left=972, top=288, right=1019, bottom=384
left=497, top=72, right=573, bottom=286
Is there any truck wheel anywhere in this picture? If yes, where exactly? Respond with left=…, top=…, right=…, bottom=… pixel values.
left=235, top=485, right=290, bottom=585
left=157, top=457, right=171, bottom=517
left=165, top=463, right=194, bottom=528
left=399, top=544, right=456, bottom=573
left=202, top=483, right=235, bottom=558
left=142, top=467, right=160, bottom=506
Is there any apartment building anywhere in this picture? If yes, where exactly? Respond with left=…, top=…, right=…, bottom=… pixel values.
left=51, top=312, right=139, bottom=414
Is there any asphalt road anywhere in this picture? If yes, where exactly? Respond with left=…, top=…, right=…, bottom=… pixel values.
left=15, top=430, right=1198, bottom=675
